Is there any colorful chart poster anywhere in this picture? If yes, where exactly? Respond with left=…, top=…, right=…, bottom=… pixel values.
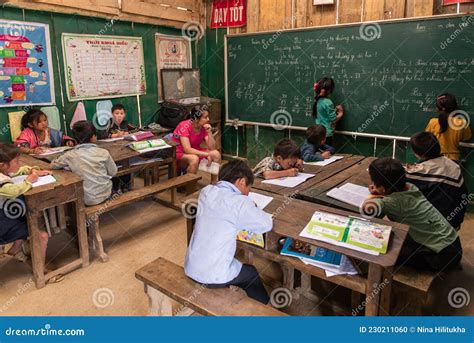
left=0, top=20, right=55, bottom=107
left=62, top=33, right=146, bottom=101
left=155, top=34, right=191, bottom=101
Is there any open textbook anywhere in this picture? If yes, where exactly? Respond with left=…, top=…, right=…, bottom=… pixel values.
left=129, top=139, right=171, bottom=153
left=299, top=211, right=392, bottom=255
left=326, top=183, right=371, bottom=208
left=198, top=160, right=220, bottom=175
left=236, top=192, right=273, bottom=248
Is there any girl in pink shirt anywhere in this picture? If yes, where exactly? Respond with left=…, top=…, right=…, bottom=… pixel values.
left=171, top=105, right=221, bottom=182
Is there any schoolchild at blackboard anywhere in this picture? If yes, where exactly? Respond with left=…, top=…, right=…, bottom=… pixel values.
left=425, top=93, right=471, bottom=162
left=252, top=138, right=303, bottom=180
left=312, top=77, right=344, bottom=146
left=301, top=125, right=335, bottom=162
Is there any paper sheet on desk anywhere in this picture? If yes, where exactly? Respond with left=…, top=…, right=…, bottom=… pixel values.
left=261, top=172, right=314, bottom=188
left=99, top=137, right=124, bottom=142
left=33, top=146, right=73, bottom=156
left=304, top=155, right=344, bottom=166
left=11, top=175, right=56, bottom=188
left=248, top=192, right=273, bottom=209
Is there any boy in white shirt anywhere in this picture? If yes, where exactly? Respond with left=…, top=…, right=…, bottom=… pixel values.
left=185, top=160, right=273, bottom=303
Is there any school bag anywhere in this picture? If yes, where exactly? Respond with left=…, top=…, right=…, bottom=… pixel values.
left=155, top=101, right=188, bottom=129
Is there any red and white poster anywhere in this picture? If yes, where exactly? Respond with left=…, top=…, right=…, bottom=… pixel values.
left=443, top=0, right=474, bottom=5
left=210, top=0, right=247, bottom=29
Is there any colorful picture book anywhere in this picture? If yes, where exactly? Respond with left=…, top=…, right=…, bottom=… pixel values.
left=280, top=238, right=358, bottom=277
left=129, top=139, right=170, bottom=153
left=236, top=192, right=273, bottom=248
left=299, top=211, right=392, bottom=255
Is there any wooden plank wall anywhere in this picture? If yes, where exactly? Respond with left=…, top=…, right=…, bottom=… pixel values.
left=4, top=0, right=201, bottom=29
left=217, top=0, right=473, bottom=34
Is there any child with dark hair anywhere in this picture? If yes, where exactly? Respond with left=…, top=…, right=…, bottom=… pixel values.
left=425, top=93, right=471, bottom=161
left=312, top=77, right=344, bottom=146
left=406, top=132, right=468, bottom=230
left=171, top=105, right=221, bottom=182
left=102, top=103, right=138, bottom=139
left=185, top=160, right=272, bottom=304
left=14, top=109, right=75, bottom=154
left=0, top=144, right=53, bottom=272
left=366, top=157, right=461, bottom=272
left=253, top=138, right=303, bottom=180
left=301, top=125, right=335, bottom=162
left=51, top=121, right=117, bottom=206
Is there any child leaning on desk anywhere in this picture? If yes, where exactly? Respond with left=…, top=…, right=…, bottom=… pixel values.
left=301, top=124, right=335, bottom=162
left=51, top=121, right=117, bottom=206
left=14, top=109, right=75, bottom=155
left=0, top=144, right=64, bottom=281
left=185, top=160, right=272, bottom=304
left=364, top=157, right=462, bottom=272
left=252, top=138, right=304, bottom=180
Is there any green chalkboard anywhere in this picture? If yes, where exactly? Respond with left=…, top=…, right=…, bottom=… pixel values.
left=225, top=15, right=474, bottom=137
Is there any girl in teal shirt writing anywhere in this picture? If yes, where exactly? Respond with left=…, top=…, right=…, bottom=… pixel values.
left=312, top=77, right=344, bottom=146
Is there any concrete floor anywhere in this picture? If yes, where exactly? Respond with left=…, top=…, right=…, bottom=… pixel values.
left=0, top=174, right=473, bottom=316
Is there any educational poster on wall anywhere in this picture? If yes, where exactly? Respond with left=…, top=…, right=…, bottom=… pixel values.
left=155, top=34, right=191, bottom=101
left=62, top=33, right=146, bottom=101
left=0, top=19, right=55, bottom=107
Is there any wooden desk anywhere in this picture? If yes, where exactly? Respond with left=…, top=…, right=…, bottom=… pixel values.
left=251, top=155, right=365, bottom=197
left=184, top=190, right=409, bottom=316
left=299, top=157, right=376, bottom=213
left=20, top=155, right=90, bottom=288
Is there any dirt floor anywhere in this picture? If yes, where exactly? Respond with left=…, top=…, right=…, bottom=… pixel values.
left=0, top=173, right=473, bottom=316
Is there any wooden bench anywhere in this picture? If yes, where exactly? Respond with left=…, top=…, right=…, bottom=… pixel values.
left=392, top=266, right=438, bottom=315
left=85, top=174, right=201, bottom=262
left=135, top=257, right=288, bottom=316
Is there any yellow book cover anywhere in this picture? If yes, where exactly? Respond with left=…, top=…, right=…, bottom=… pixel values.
left=236, top=230, right=265, bottom=248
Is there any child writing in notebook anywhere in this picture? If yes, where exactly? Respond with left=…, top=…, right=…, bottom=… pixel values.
left=253, top=138, right=303, bottom=180
left=51, top=121, right=117, bottom=206
left=0, top=144, right=52, bottom=267
left=406, top=132, right=468, bottom=230
left=312, top=77, right=344, bottom=146
left=425, top=93, right=472, bottom=161
left=104, top=103, right=138, bottom=139
left=365, top=157, right=461, bottom=272
left=185, top=160, right=272, bottom=304
left=301, top=125, right=335, bottom=162
left=15, top=109, right=75, bottom=154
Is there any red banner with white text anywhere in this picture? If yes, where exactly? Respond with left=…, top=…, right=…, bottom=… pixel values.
left=210, top=0, right=246, bottom=28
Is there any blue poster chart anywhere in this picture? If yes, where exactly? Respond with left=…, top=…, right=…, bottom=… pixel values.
left=0, top=19, right=55, bottom=107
